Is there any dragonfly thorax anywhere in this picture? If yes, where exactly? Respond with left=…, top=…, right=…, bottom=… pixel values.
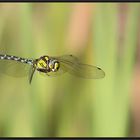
left=35, top=56, right=60, bottom=73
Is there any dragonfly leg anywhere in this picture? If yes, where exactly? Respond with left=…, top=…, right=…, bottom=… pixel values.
left=29, top=67, right=36, bottom=84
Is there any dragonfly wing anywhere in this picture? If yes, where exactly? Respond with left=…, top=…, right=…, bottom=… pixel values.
left=62, top=63, right=105, bottom=79
left=52, top=54, right=79, bottom=65
left=0, top=59, right=31, bottom=77
left=53, top=55, right=105, bottom=79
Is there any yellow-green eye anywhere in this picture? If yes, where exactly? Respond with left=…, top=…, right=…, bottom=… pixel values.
left=54, top=62, right=59, bottom=70
left=49, top=60, right=60, bottom=72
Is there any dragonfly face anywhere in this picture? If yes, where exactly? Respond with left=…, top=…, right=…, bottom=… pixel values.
left=35, top=55, right=60, bottom=73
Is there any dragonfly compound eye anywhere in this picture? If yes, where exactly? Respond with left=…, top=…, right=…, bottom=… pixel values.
left=54, top=61, right=60, bottom=71
left=49, top=60, right=60, bottom=72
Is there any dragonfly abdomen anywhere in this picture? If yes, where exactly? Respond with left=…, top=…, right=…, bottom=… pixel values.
left=0, top=54, right=33, bottom=65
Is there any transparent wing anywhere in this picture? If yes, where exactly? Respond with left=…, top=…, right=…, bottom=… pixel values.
left=0, top=59, right=31, bottom=77
left=54, top=54, right=79, bottom=63
left=52, top=55, right=105, bottom=79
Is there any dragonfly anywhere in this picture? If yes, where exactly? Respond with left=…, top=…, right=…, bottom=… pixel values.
left=0, top=54, right=105, bottom=84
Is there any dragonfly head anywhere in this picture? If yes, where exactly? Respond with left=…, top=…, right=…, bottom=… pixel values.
left=49, top=59, right=60, bottom=72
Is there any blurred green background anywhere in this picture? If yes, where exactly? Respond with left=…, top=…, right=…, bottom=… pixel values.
left=0, top=3, right=139, bottom=137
